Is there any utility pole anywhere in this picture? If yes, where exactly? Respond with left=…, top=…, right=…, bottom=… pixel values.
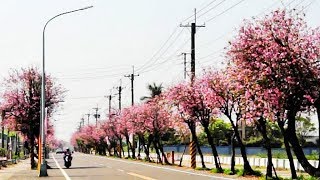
left=181, top=53, right=189, bottom=80
left=125, top=66, right=139, bottom=159
left=106, top=94, right=113, bottom=117
left=125, top=66, right=139, bottom=106
left=85, top=113, right=90, bottom=125
left=180, top=8, right=205, bottom=83
left=116, top=80, right=123, bottom=111
left=180, top=8, right=205, bottom=169
left=92, top=105, right=100, bottom=126
left=1, top=110, right=5, bottom=148
left=81, top=117, right=85, bottom=127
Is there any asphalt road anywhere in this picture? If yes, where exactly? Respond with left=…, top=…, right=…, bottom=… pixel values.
left=45, top=152, right=235, bottom=180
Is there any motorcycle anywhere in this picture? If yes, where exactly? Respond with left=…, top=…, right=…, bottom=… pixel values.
left=64, top=154, right=72, bottom=168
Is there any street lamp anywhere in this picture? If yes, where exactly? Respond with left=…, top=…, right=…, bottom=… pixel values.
left=40, top=6, right=93, bottom=177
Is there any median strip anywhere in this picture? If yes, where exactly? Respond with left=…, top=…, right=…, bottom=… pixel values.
left=127, top=172, right=157, bottom=180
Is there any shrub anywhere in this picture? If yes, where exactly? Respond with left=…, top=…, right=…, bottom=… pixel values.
left=305, top=152, right=318, bottom=160
left=210, top=168, right=223, bottom=173
left=223, top=168, right=233, bottom=175
left=237, top=168, right=262, bottom=177
left=0, top=148, right=6, bottom=157
left=195, top=167, right=210, bottom=171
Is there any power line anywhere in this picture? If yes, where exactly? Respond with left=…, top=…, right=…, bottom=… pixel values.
left=135, top=26, right=180, bottom=73
left=138, top=38, right=191, bottom=74
left=136, top=28, right=187, bottom=74
left=196, top=0, right=227, bottom=20
left=181, top=0, right=222, bottom=23
left=205, top=0, right=246, bottom=23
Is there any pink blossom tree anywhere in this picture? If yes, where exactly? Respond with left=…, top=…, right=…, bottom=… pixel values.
left=199, top=68, right=254, bottom=175
left=1, top=66, right=65, bottom=169
left=165, top=82, right=219, bottom=170
left=227, top=9, right=320, bottom=177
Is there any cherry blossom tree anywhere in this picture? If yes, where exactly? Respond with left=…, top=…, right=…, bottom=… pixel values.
left=1, top=66, right=65, bottom=169
left=199, top=68, right=254, bottom=175
left=165, top=82, right=219, bottom=170
left=227, top=9, right=320, bottom=177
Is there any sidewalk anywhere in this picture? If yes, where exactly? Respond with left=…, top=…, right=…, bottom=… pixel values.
left=176, top=159, right=308, bottom=178
left=0, top=156, right=65, bottom=180
left=0, top=158, right=38, bottom=180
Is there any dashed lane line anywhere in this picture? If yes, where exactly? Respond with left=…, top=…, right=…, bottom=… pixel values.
left=52, top=155, right=72, bottom=180
left=84, top=154, right=234, bottom=180
left=117, top=169, right=124, bottom=172
left=127, top=172, right=157, bottom=180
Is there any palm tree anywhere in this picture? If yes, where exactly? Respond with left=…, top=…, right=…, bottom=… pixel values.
left=140, top=83, right=163, bottom=101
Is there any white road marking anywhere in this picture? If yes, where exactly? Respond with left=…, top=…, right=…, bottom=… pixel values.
left=127, top=172, right=157, bottom=180
left=85, top=154, right=234, bottom=180
left=52, top=155, right=72, bottom=180
left=117, top=169, right=124, bottom=172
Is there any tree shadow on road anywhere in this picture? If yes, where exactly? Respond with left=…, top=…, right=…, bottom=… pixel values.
left=50, top=166, right=106, bottom=169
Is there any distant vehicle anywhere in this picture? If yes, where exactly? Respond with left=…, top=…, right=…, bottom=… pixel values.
left=56, top=149, right=64, bottom=154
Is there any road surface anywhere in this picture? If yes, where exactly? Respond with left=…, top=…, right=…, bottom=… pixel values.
left=44, top=152, right=235, bottom=180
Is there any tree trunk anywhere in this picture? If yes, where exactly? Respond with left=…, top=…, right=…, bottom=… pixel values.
left=203, top=125, right=222, bottom=171
left=131, top=135, right=136, bottom=159
left=278, top=121, right=297, bottom=179
left=125, top=134, right=131, bottom=158
left=138, top=134, right=142, bottom=159
left=153, top=139, right=162, bottom=164
left=257, top=118, right=273, bottom=178
left=227, top=116, right=254, bottom=175
left=145, top=134, right=153, bottom=162
left=286, top=109, right=320, bottom=177
left=189, top=122, right=206, bottom=169
left=118, top=138, right=122, bottom=158
left=231, top=133, right=236, bottom=174
left=156, top=138, right=170, bottom=164
left=29, top=136, right=36, bottom=169
left=316, top=106, right=320, bottom=169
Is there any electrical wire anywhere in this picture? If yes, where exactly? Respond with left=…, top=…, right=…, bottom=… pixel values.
left=135, top=26, right=180, bottom=72
left=196, top=0, right=228, bottom=20
left=206, top=0, right=246, bottom=23
left=136, top=28, right=187, bottom=74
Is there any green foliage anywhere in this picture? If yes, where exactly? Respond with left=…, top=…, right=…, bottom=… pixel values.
left=12, top=155, right=19, bottom=160
left=235, top=168, right=262, bottom=177
left=0, top=148, right=6, bottom=157
left=245, top=136, right=264, bottom=147
left=236, top=169, right=245, bottom=176
left=223, top=168, right=234, bottom=175
left=140, top=83, right=163, bottom=101
left=245, top=122, right=283, bottom=148
left=261, top=175, right=319, bottom=180
left=161, top=128, right=182, bottom=145
left=19, top=151, right=24, bottom=158
left=210, top=168, right=224, bottom=173
left=296, top=116, right=317, bottom=147
left=195, top=167, right=210, bottom=171
left=252, top=170, right=263, bottom=177
left=305, top=152, right=319, bottom=160
left=199, top=118, right=232, bottom=146
left=296, top=175, right=319, bottom=180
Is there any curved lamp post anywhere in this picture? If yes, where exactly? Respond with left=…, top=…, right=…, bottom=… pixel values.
left=40, top=6, right=93, bottom=177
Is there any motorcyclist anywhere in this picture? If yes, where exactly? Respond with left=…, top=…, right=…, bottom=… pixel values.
left=64, top=148, right=73, bottom=160
left=64, top=148, right=73, bottom=168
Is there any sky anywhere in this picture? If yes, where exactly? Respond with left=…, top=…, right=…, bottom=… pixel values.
left=0, top=0, right=319, bottom=142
